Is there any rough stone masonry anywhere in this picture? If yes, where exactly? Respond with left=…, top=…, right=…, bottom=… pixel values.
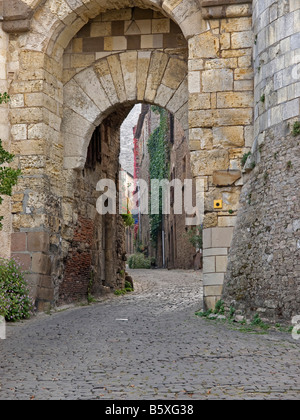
left=0, top=0, right=299, bottom=323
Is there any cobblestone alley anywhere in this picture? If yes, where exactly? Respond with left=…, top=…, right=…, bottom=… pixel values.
left=0, top=269, right=299, bottom=400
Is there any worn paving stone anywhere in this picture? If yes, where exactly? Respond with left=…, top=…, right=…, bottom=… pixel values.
left=0, top=269, right=299, bottom=400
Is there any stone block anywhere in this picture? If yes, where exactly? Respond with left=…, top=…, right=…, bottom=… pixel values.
left=155, top=84, right=174, bottom=107
left=203, top=212, right=218, bottom=228
left=152, top=19, right=170, bottom=34
left=144, top=52, right=169, bottom=102
left=27, top=231, right=50, bottom=253
left=202, top=69, right=233, bottom=92
left=11, top=124, right=27, bottom=141
left=189, top=32, right=220, bottom=59
left=90, top=22, right=111, bottom=37
left=217, top=91, right=253, bottom=108
left=31, top=253, right=52, bottom=275
left=204, top=295, right=221, bottom=310
left=203, top=256, right=215, bottom=273
left=104, top=36, right=127, bottom=51
left=203, top=247, right=228, bottom=257
left=203, top=227, right=212, bottom=249
left=107, top=54, right=127, bottom=102
left=120, top=51, right=137, bottom=101
left=190, top=149, right=230, bottom=176
left=218, top=216, right=237, bottom=227
left=203, top=285, right=223, bottom=297
left=213, top=126, right=244, bottom=147
left=141, top=34, right=163, bottom=49
left=162, top=0, right=183, bottom=16
left=231, top=31, right=253, bottom=49
left=39, top=275, right=53, bottom=289
left=137, top=51, right=151, bottom=101
left=37, top=287, right=54, bottom=302
left=11, top=252, right=31, bottom=270
left=214, top=108, right=253, bottom=126
left=212, top=170, right=241, bottom=186
left=203, top=272, right=225, bottom=286
left=220, top=17, right=252, bottom=33
left=211, top=227, right=234, bottom=248
left=11, top=232, right=27, bottom=252
left=216, top=255, right=228, bottom=272
left=82, top=37, right=104, bottom=52
left=167, top=78, right=188, bottom=114
left=162, top=58, right=187, bottom=90
left=188, top=71, right=201, bottom=93
left=63, top=79, right=100, bottom=124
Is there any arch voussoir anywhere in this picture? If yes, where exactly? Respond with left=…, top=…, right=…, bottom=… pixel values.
left=63, top=51, right=188, bottom=169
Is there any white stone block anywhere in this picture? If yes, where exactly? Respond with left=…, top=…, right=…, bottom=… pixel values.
left=203, top=256, right=215, bottom=273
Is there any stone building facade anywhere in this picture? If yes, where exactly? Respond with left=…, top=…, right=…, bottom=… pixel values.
left=0, top=0, right=299, bottom=322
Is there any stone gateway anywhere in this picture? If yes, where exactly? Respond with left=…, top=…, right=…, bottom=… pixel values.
left=0, top=0, right=299, bottom=323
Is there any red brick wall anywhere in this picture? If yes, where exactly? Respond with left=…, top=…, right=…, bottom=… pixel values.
left=58, top=217, right=94, bottom=304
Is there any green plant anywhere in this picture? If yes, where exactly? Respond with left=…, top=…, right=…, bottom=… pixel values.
left=214, top=299, right=225, bottom=315
left=184, top=225, right=203, bottom=250
left=0, top=92, right=22, bottom=230
left=291, top=121, right=300, bottom=136
left=228, top=209, right=234, bottom=214
left=148, top=107, right=169, bottom=246
left=260, top=94, right=265, bottom=103
left=0, top=92, right=10, bottom=104
left=241, top=151, right=251, bottom=166
left=0, top=258, right=35, bottom=321
left=287, top=160, right=293, bottom=169
left=125, top=280, right=134, bottom=292
left=251, top=313, right=269, bottom=330
left=128, top=253, right=151, bottom=269
left=114, top=289, right=127, bottom=296
left=114, top=282, right=134, bottom=296
left=195, top=309, right=212, bottom=318
left=121, top=213, right=135, bottom=227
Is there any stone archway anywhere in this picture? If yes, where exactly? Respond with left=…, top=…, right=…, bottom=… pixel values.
left=62, top=51, right=188, bottom=170
left=4, top=0, right=255, bottom=312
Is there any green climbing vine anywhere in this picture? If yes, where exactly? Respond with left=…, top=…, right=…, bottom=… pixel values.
left=0, top=92, right=21, bottom=230
left=148, top=106, right=170, bottom=246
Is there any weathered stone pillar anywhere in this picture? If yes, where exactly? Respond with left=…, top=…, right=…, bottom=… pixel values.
left=189, top=0, right=254, bottom=309
left=0, top=19, right=11, bottom=258
left=222, top=0, right=300, bottom=323
left=7, top=47, right=64, bottom=310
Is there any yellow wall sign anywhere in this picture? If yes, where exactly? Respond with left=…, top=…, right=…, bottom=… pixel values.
left=214, top=200, right=223, bottom=209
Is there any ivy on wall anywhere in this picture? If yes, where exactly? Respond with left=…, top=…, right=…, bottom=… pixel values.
left=147, top=106, right=170, bottom=246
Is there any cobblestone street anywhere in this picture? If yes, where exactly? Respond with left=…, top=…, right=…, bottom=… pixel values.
left=0, top=269, right=300, bottom=400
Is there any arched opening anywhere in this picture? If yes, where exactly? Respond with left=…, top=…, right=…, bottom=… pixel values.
left=58, top=99, right=196, bottom=303
left=6, top=0, right=255, bottom=313
left=53, top=6, right=190, bottom=305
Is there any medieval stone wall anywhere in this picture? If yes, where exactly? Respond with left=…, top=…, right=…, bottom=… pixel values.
left=197, top=1, right=254, bottom=309
left=222, top=0, right=300, bottom=323
left=58, top=112, right=126, bottom=306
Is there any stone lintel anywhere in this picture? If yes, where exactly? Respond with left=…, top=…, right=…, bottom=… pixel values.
left=213, top=170, right=241, bottom=186
left=202, top=0, right=252, bottom=6
left=2, top=0, right=33, bottom=33
left=202, top=0, right=252, bottom=19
